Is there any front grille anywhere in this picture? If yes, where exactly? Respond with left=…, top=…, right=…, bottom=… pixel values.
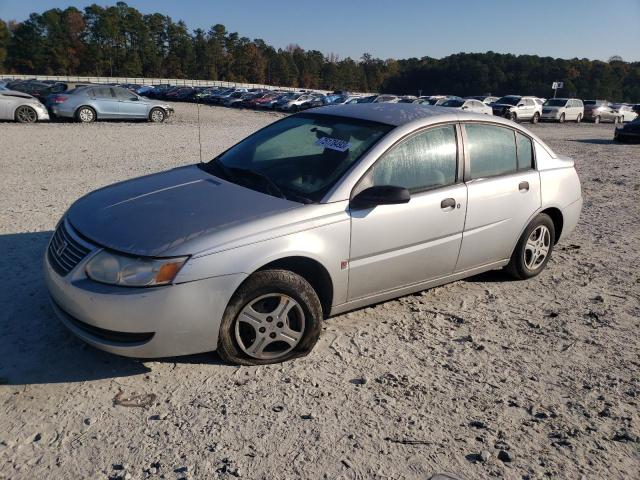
left=48, top=221, right=92, bottom=276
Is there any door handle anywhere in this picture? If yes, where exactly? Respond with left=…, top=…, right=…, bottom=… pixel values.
left=519, top=181, right=529, bottom=192
left=441, top=198, right=456, bottom=210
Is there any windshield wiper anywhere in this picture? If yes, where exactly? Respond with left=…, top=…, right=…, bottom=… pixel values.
left=228, top=167, right=287, bottom=200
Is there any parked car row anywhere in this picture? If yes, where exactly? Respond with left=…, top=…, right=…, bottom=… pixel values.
left=0, top=79, right=173, bottom=123
left=2, top=78, right=638, bottom=126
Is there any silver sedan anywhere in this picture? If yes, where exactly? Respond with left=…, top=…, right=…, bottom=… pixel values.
left=50, top=85, right=173, bottom=123
left=0, top=88, right=50, bottom=123
left=45, top=104, right=582, bottom=364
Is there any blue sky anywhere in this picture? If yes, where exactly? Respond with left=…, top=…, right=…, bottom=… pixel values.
left=1, top=0, right=639, bottom=61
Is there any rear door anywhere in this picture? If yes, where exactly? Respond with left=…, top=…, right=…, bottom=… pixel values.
left=519, top=98, right=535, bottom=120
left=113, top=87, right=148, bottom=119
left=348, top=124, right=467, bottom=300
left=455, top=123, right=541, bottom=272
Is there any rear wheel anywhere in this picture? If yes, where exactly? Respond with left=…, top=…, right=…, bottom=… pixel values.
left=15, top=105, right=38, bottom=123
left=594, top=115, right=601, bottom=124
left=505, top=213, right=555, bottom=280
left=531, top=112, right=540, bottom=124
left=76, top=106, right=96, bottom=123
left=576, top=113, right=582, bottom=123
left=149, top=107, right=166, bottom=123
left=217, top=270, right=322, bottom=365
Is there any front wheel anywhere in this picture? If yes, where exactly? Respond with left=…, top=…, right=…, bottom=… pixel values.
left=149, top=107, right=166, bottom=123
left=217, top=270, right=323, bottom=365
left=614, top=116, right=621, bottom=124
left=505, top=213, right=555, bottom=280
left=506, top=111, right=517, bottom=122
left=594, top=116, right=601, bottom=124
left=15, top=105, right=38, bottom=123
left=558, top=113, right=565, bottom=123
left=531, top=112, right=540, bottom=124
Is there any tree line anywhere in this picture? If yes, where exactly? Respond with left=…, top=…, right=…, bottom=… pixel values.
left=1, top=2, right=638, bottom=102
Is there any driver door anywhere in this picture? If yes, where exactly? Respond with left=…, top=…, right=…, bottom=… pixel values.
left=114, top=87, right=148, bottom=118
left=347, top=124, right=467, bottom=301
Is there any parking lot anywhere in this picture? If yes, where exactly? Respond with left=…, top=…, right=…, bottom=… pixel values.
left=1, top=102, right=638, bottom=479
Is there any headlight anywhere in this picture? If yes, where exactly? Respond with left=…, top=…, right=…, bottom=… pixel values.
left=86, top=250, right=187, bottom=287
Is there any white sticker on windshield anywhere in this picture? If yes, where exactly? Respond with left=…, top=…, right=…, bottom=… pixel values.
left=315, top=137, right=352, bottom=152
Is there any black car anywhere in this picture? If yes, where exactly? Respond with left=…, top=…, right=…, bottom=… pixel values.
left=614, top=118, right=640, bottom=143
left=9, top=81, right=67, bottom=101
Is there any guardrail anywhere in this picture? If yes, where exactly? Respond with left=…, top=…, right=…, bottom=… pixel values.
left=1, top=74, right=339, bottom=94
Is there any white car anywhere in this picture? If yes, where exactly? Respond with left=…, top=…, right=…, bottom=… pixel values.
left=440, top=98, right=492, bottom=115
left=541, top=98, right=585, bottom=123
left=0, top=88, right=50, bottom=123
left=612, top=104, right=638, bottom=123
left=492, top=95, right=543, bottom=123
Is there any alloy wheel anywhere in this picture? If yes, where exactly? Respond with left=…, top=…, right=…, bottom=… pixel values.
left=150, top=109, right=165, bottom=122
left=524, top=225, right=551, bottom=270
left=235, top=294, right=305, bottom=360
left=16, top=106, right=37, bottom=123
left=78, top=108, right=94, bottom=123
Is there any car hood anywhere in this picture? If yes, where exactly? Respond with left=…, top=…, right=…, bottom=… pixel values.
left=67, top=165, right=300, bottom=257
left=492, top=103, right=516, bottom=109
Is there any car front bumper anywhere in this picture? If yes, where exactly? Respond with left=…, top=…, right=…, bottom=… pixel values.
left=43, top=229, right=246, bottom=358
left=541, top=111, right=561, bottom=120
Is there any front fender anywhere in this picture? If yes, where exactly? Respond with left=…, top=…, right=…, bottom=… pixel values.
left=175, top=215, right=351, bottom=306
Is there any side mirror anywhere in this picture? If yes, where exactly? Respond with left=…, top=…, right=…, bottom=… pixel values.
left=517, top=103, right=525, bottom=107
left=461, top=105, right=468, bottom=110
left=350, top=185, right=410, bottom=210
left=130, top=97, right=139, bottom=101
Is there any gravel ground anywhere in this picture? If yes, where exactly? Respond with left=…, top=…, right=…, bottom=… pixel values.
left=0, top=103, right=638, bottom=480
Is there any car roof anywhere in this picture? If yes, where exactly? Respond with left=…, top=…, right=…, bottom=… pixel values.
left=310, top=103, right=467, bottom=126
left=308, top=103, right=558, bottom=158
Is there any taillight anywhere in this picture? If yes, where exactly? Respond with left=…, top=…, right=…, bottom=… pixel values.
left=52, top=95, right=68, bottom=103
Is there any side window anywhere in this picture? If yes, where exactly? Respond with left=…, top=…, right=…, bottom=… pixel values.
left=369, top=125, right=457, bottom=193
left=91, top=87, right=113, bottom=99
left=516, top=132, right=533, bottom=170
left=525, top=99, right=534, bottom=107
left=465, top=124, right=517, bottom=178
left=114, top=88, right=135, bottom=100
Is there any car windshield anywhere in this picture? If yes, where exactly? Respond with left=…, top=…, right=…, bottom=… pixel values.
left=441, top=99, right=464, bottom=107
left=496, top=96, right=520, bottom=105
left=544, top=99, right=568, bottom=107
left=200, top=113, right=393, bottom=203
left=583, top=100, right=596, bottom=105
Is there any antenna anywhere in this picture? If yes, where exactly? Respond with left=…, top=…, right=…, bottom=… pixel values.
left=197, top=92, right=203, bottom=163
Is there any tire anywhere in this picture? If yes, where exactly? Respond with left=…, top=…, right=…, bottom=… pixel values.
left=558, top=113, right=565, bottom=124
left=505, top=213, right=555, bottom=280
left=217, top=269, right=323, bottom=365
left=76, top=106, right=96, bottom=123
left=506, top=111, right=517, bottom=122
left=149, top=107, right=166, bottom=123
left=531, top=112, right=540, bottom=124
left=614, top=116, right=621, bottom=125
left=15, top=105, right=38, bottom=123
left=594, top=116, right=601, bottom=124
left=576, top=114, right=582, bottom=124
